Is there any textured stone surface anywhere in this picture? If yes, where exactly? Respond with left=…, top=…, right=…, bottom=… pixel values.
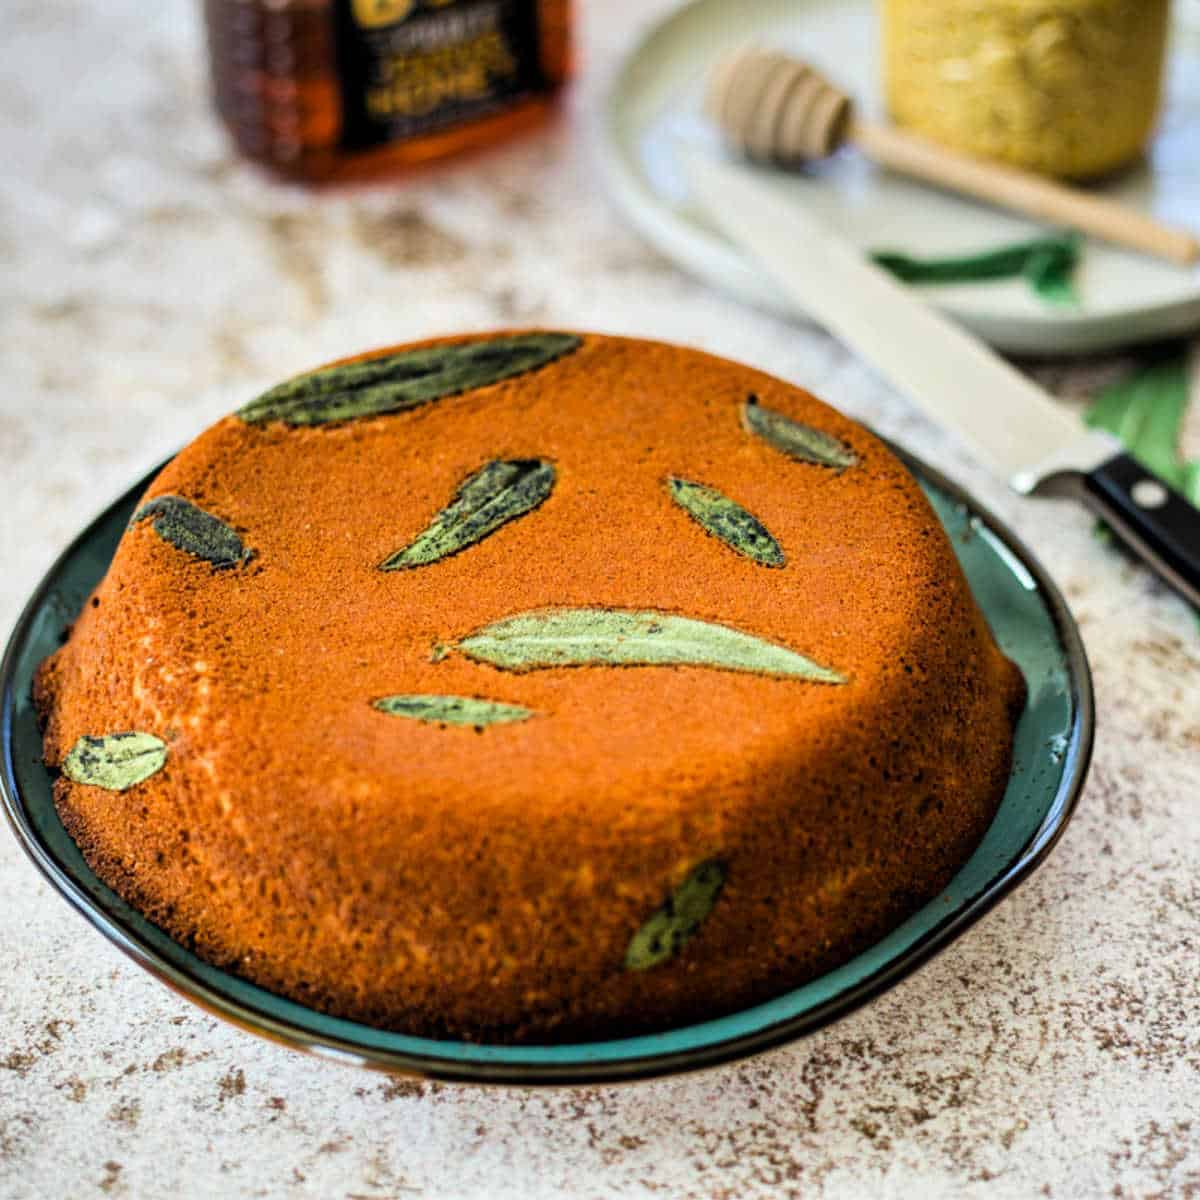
left=1, top=2, right=1199, bottom=1197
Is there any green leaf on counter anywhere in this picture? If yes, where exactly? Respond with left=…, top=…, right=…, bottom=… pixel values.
left=624, top=860, right=726, bottom=971
left=373, top=694, right=534, bottom=727
left=238, top=332, right=583, bottom=426
left=134, top=496, right=252, bottom=569
left=873, top=234, right=1081, bottom=307
left=1083, top=351, right=1200, bottom=631
left=1085, top=356, right=1198, bottom=503
left=381, top=459, right=555, bottom=570
left=63, top=732, right=167, bottom=791
left=666, top=476, right=785, bottom=567
left=456, top=608, right=845, bottom=682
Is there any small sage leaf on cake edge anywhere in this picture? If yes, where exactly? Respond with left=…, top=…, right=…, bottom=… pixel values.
left=381, top=459, right=555, bottom=571
left=238, top=332, right=583, bottom=427
left=62, top=732, right=167, bottom=791
left=666, top=476, right=785, bottom=567
left=456, top=608, right=844, bottom=682
left=373, top=694, right=534, bottom=727
left=625, top=860, right=726, bottom=971
left=134, top=496, right=251, bottom=569
left=742, top=395, right=857, bottom=470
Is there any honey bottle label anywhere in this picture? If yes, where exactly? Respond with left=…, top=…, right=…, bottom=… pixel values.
left=333, top=0, right=546, bottom=150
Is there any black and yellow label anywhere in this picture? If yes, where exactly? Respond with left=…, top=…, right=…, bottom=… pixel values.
left=351, top=0, right=418, bottom=29
left=334, top=0, right=544, bottom=149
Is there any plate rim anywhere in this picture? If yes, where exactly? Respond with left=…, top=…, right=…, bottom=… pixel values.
left=0, top=449, right=1094, bottom=1086
left=595, top=0, right=1200, bottom=357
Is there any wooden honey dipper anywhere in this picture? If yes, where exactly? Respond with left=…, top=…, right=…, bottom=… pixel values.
left=706, top=47, right=1200, bottom=266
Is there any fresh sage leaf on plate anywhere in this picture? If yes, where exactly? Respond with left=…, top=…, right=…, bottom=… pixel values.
left=872, top=234, right=1081, bottom=307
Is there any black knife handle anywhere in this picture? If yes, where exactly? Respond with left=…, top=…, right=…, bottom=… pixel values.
left=1081, top=453, right=1200, bottom=610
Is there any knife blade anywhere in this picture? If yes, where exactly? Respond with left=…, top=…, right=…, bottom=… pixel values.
left=686, top=151, right=1200, bottom=609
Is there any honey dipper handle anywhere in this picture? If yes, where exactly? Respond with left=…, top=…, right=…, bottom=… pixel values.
left=847, top=117, right=1200, bottom=267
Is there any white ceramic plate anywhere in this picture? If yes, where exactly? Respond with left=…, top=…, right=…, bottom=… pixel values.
left=598, top=0, right=1200, bottom=355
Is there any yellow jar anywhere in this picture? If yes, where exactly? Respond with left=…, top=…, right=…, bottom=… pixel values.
left=882, top=0, right=1170, bottom=179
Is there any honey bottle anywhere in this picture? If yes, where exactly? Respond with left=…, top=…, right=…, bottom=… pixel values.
left=202, top=0, right=572, bottom=182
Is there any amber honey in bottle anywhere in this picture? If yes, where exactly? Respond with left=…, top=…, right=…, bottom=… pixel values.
left=202, top=0, right=571, bottom=181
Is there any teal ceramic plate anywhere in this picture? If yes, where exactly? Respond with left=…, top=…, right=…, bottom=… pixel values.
left=1, top=451, right=1092, bottom=1085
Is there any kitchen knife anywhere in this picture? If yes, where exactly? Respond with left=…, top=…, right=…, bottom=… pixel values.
left=685, top=152, right=1200, bottom=609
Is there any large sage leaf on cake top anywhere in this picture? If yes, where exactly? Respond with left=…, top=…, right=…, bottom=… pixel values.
left=134, top=496, right=252, bottom=569
left=62, top=732, right=167, bottom=791
left=456, top=608, right=844, bottom=682
left=381, top=459, right=555, bottom=571
left=625, top=860, right=726, bottom=971
left=666, top=476, right=785, bottom=567
left=238, top=332, right=582, bottom=426
left=374, top=694, right=534, bottom=727
left=742, top=395, right=857, bottom=470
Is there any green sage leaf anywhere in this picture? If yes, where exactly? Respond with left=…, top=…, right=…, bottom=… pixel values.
left=456, top=608, right=844, bottom=682
left=624, top=860, right=726, bottom=971
left=238, top=332, right=582, bottom=426
left=1085, top=356, right=1195, bottom=492
left=134, top=496, right=251, bottom=569
left=373, top=694, right=534, bottom=727
left=1083, top=353, right=1200, bottom=557
left=742, top=397, right=857, bottom=470
left=873, top=234, right=1081, bottom=307
left=62, top=732, right=167, bottom=791
left=381, top=459, right=555, bottom=571
left=1023, top=239, right=1081, bottom=307
left=666, top=476, right=784, bottom=567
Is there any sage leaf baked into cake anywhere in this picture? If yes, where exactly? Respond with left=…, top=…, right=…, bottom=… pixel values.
left=35, top=332, right=1025, bottom=1043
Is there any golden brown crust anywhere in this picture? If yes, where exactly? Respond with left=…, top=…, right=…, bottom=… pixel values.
left=36, top=332, right=1024, bottom=1043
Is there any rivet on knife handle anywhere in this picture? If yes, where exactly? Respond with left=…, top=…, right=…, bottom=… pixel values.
left=1078, top=454, right=1200, bottom=609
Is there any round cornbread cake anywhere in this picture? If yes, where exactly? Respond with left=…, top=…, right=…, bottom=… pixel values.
left=35, top=332, right=1025, bottom=1044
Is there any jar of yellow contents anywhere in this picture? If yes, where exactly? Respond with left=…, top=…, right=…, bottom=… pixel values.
left=882, top=0, right=1171, bottom=179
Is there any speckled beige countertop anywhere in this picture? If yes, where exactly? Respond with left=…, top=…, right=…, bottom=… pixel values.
left=2, top=2, right=1200, bottom=1197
